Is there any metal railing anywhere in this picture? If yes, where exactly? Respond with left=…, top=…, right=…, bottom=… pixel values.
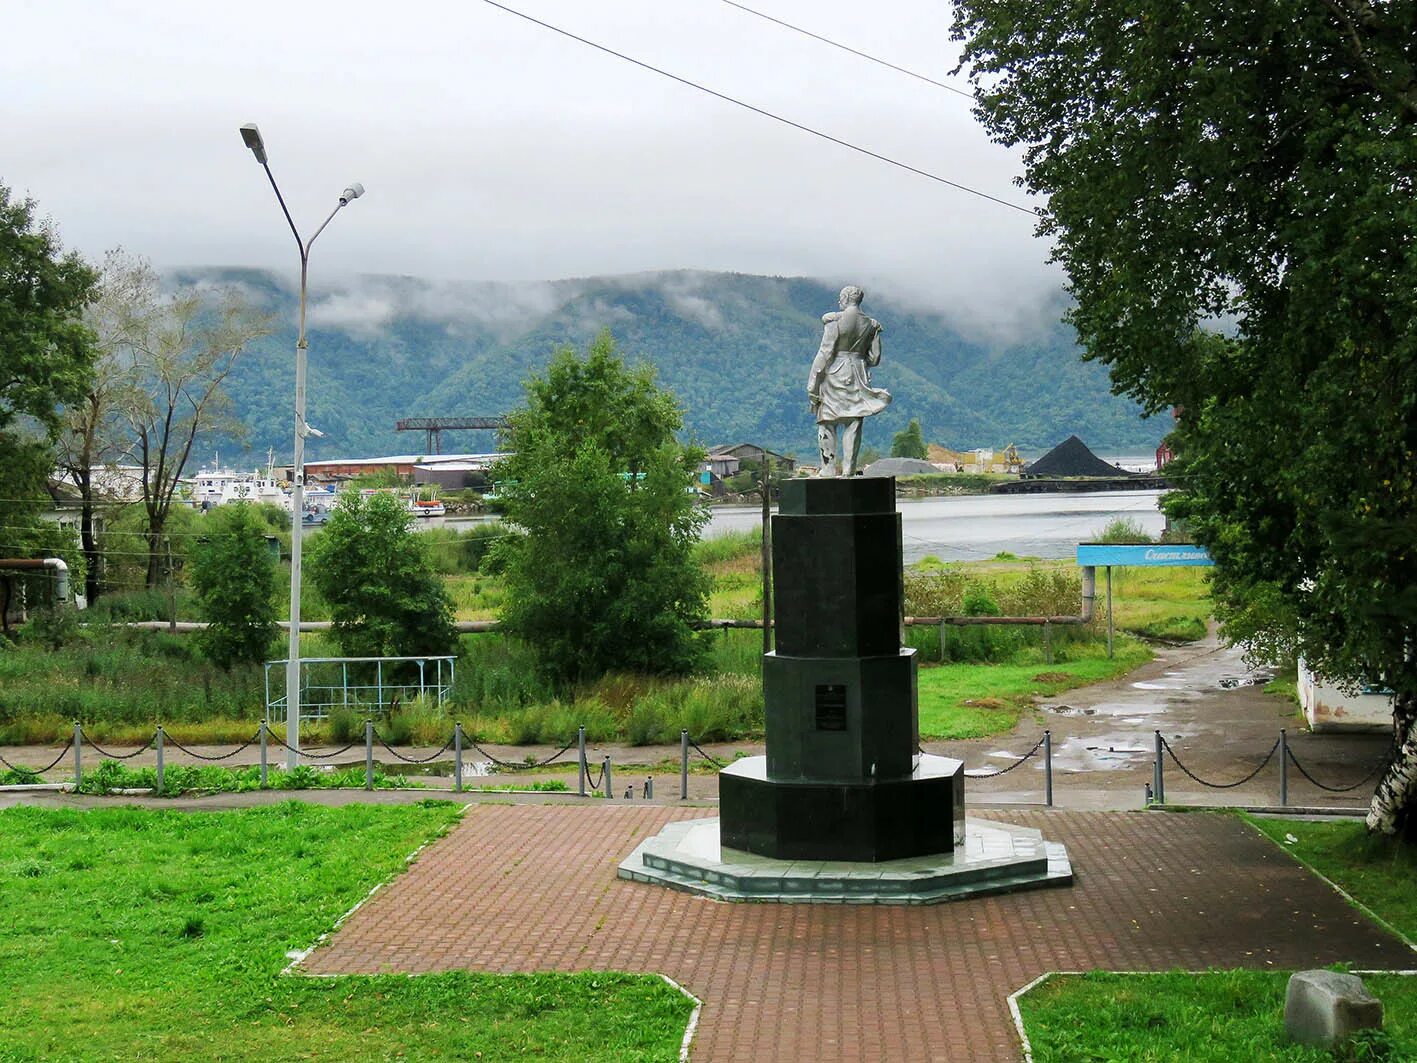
left=263, top=655, right=455, bottom=722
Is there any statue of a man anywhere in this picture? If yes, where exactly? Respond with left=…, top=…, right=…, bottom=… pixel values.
left=807, top=285, right=891, bottom=476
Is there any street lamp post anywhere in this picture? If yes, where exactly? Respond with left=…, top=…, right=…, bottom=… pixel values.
left=239, top=123, right=364, bottom=768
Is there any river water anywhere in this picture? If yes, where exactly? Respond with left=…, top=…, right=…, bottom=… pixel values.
left=703, top=490, right=1166, bottom=565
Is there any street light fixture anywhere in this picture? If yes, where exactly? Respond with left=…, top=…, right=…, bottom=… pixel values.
left=239, top=122, right=364, bottom=768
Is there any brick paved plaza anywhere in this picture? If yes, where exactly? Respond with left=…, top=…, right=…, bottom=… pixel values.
left=303, top=805, right=1408, bottom=1061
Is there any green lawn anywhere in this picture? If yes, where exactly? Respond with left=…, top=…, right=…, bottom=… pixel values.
left=1020, top=817, right=1417, bottom=1061
left=916, top=637, right=1151, bottom=738
left=1021, top=969, right=1416, bottom=1062
left=0, top=803, right=692, bottom=1061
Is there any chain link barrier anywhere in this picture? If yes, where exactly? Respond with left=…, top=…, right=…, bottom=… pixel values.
left=467, top=736, right=576, bottom=771
left=964, top=734, right=1046, bottom=778
left=688, top=738, right=726, bottom=769
left=377, top=735, right=455, bottom=764
left=0, top=739, right=74, bottom=777
left=268, top=736, right=364, bottom=760
left=80, top=730, right=156, bottom=760
left=163, top=733, right=261, bottom=762
left=1162, top=735, right=1280, bottom=789
left=1286, top=746, right=1392, bottom=794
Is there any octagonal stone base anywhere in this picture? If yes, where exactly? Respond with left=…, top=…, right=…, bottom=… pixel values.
left=618, top=816, right=1072, bottom=904
left=720, top=753, right=964, bottom=862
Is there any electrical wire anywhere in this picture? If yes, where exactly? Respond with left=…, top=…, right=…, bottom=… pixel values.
left=716, top=0, right=974, bottom=100
left=478, top=0, right=1038, bottom=216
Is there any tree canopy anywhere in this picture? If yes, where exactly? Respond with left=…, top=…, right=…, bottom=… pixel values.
left=492, top=331, right=710, bottom=684
left=891, top=419, right=928, bottom=460
left=189, top=503, right=279, bottom=670
left=953, top=0, right=1417, bottom=835
left=0, top=185, right=95, bottom=611
left=306, top=491, right=457, bottom=660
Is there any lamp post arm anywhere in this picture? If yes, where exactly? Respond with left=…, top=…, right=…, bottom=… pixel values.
left=306, top=201, right=346, bottom=254
left=260, top=163, right=306, bottom=258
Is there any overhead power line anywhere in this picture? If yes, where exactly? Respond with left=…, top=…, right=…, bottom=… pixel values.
left=717, top=0, right=975, bottom=100
left=478, top=0, right=1039, bottom=216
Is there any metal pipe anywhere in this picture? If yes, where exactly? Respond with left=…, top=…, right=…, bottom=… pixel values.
left=454, top=722, right=463, bottom=794
left=577, top=726, right=587, bottom=797
left=1153, top=730, right=1163, bottom=805
left=155, top=726, right=165, bottom=795
left=73, top=721, right=82, bottom=788
left=680, top=730, right=689, bottom=800
left=364, top=720, right=374, bottom=791
left=1044, top=730, right=1053, bottom=807
left=1279, top=729, right=1288, bottom=806
left=259, top=721, right=268, bottom=788
left=603, top=756, right=613, bottom=800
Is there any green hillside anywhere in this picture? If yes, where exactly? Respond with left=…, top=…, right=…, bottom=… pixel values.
left=172, top=267, right=1159, bottom=464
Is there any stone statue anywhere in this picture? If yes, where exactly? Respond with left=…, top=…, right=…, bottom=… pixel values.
left=807, top=285, right=891, bottom=476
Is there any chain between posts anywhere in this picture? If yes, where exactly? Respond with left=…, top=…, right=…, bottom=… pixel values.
left=1161, top=735, right=1280, bottom=789
left=1285, top=746, right=1393, bottom=793
left=79, top=731, right=156, bottom=760
left=687, top=738, right=726, bottom=769
left=376, top=735, right=455, bottom=764
left=0, top=739, right=74, bottom=776
left=584, top=759, right=606, bottom=791
left=964, top=734, right=1047, bottom=778
left=466, top=736, right=576, bottom=770
left=163, top=733, right=261, bottom=762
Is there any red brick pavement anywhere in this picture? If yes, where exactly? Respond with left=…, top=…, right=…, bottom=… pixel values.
left=302, top=806, right=1410, bottom=1061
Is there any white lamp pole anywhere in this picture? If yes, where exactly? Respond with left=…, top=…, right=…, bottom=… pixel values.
left=239, top=123, right=364, bottom=768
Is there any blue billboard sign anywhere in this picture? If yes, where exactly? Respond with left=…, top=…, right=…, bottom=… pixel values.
left=1076, top=544, right=1213, bottom=568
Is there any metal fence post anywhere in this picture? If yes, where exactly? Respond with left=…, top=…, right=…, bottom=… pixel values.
left=1279, top=728, right=1288, bottom=807
left=1152, top=730, right=1164, bottom=805
left=680, top=729, right=689, bottom=800
left=577, top=726, right=587, bottom=797
left=155, top=726, right=165, bottom=796
left=1105, top=566, right=1115, bottom=658
left=603, top=755, right=613, bottom=800
left=365, top=720, right=374, bottom=791
left=645, top=777, right=653, bottom=800
left=938, top=620, right=947, bottom=664
left=1043, top=621, right=1053, bottom=666
left=454, top=722, right=463, bottom=794
left=259, top=721, right=268, bottom=788
left=73, top=721, right=82, bottom=788
left=1043, top=729, right=1054, bottom=807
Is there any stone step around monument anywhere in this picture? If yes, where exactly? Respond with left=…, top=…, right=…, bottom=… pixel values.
left=618, top=817, right=1073, bottom=905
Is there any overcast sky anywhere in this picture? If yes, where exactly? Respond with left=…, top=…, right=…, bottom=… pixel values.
left=6, top=0, right=1059, bottom=333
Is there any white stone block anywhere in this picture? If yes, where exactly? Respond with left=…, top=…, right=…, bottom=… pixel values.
left=1284, top=970, right=1383, bottom=1047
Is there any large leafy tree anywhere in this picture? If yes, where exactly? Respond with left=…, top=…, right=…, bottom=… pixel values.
left=0, top=185, right=95, bottom=614
left=98, top=253, right=270, bottom=587
left=953, top=1, right=1417, bottom=834
left=492, top=331, right=710, bottom=684
left=189, top=502, right=279, bottom=670
left=306, top=491, right=457, bottom=659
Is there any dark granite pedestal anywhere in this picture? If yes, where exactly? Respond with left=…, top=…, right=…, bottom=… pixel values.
left=720, top=477, right=962, bottom=862
left=619, top=476, right=1071, bottom=903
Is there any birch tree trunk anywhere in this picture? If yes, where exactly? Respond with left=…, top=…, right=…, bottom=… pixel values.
left=1366, top=689, right=1417, bottom=840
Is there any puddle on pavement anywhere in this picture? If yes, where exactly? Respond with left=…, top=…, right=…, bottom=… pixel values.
left=1051, top=735, right=1152, bottom=772
left=1218, top=668, right=1274, bottom=689
left=1045, top=701, right=1164, bottom=718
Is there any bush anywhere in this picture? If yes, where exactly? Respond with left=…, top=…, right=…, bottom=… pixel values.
left=1091, top=517, right=1153, bottom=544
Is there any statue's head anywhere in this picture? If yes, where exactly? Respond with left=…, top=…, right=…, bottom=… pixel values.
left=839, top=285, right=865, bottom=309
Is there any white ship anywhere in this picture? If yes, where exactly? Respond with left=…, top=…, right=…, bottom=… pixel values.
left=193, top=454, right=291, bottom=510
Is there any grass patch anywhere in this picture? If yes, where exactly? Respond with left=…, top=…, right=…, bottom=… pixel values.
left=0, top=803, right=692, bottom=1061
left=1021, top=969, right=1416, bottom=1062
left=1022, top=817, right=1417, bottom=1060
left=917, top=637, right=1152, bottom=739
